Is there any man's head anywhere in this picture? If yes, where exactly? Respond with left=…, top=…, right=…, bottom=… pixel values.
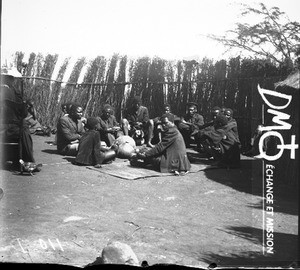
left=160, top=113, right=175, bottom=131
left=69, top=104, right=83, bottom=120
left=102, top=104, right=113, bottom=119
left=213, top=114, right=228, bottom=129
left=224, top=108, right=233, bottom=121
left=211, top=106, right=221, bottom=119
left=86, top=117, right=100, bottom=130
left=220, top=107, right=227, bottom=115
left=187, top=102, right=198, bottom=116
left=62, top=102, right=75, bottom=114
left=131, top=96, right=142, bottom=111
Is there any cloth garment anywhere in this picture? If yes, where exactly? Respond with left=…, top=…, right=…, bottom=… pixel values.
left=56, top=115, right=84, bottom=155
left=143, top=126, right=191, bottom=173
left=198, top=126, right=240, bottom=167
left=1, top=83, right=35, bottom=163
left=225, top=118, right=240, bottom=144
left=75, top=130, right=105, bottom=166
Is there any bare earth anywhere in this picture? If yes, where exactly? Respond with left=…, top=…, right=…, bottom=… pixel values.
left=0, top=134, right=298, bottom=268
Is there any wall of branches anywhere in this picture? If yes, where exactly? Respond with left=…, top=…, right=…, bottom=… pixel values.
left=13, top=51, right=291, bottom=152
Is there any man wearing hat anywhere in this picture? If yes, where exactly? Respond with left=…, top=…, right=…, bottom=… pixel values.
left=121, top=96, right=154, bottom=148
left=177, top=102, right=204, bottom=147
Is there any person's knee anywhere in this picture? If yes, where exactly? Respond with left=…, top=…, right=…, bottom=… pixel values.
left=65, top=143, right=79, bottom=156
left=121, top=118, right=129, bottom=126
left=148, top=119, right=154, bottom=127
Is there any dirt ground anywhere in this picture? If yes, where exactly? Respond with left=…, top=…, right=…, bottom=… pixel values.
left=0, top=134, right=298, bottom=268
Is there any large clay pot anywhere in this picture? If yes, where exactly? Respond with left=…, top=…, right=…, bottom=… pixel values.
left=114, top=135, right=136, bottom=148
left=117, top=142, right=135, bottom=159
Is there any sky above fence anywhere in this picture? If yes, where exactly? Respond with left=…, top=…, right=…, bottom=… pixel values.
left=1, top=0, right=300, bottom=63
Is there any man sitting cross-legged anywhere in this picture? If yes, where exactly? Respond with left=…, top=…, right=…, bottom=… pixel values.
left=130, top=113, right=191, bottom=174
left=56, top=104, right=85, bottom=156
left=197, top=114, right=241, bottom=168
left=177, top=102, right=204, bottom=147
left=121, top=96, right=154, bottom=147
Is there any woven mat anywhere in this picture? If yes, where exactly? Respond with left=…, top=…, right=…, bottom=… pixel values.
left=86, top=160, right=214, bottom=180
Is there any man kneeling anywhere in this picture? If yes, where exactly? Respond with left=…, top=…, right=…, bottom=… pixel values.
left=130, top=113, right=191, bottom=174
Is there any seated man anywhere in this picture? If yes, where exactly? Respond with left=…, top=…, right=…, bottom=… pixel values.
left=152, top=103, right=179, bottom=143
left=56, top=104, right=85, bottom=156
left=121, top=96, right=154, bottom=147
left=97, top=104, right=122, bottom=147
left=224, top=108, right=240, bottom=143
left=74, top=117, right=116, bottom=167
left=177, top=102, right=204, bottom=147
left=130, top=113, right=191, bottom=174
left=194, top=106, right=221, bottom=151
left=197, top=114, right=240, bottom=168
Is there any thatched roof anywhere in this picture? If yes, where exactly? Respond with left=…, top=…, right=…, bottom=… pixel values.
left=275, top=70, right=300, bottom=90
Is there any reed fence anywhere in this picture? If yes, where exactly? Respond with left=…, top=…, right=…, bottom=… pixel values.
left=12, top=52, right=293, bottom=153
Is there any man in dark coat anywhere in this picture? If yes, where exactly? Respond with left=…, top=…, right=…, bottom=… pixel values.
left=74, top=117, right=116, bottom=166
left=177, top=102, right=204, bottom=147
left=224, top=108, right=240, bottom=144
left=130, top=113, right=191, bottom=173
left=197, top=114, right=240, bottom=168
left=121, top=96, right=154, bottom=147
left=56, top=104, right=85, bottom=156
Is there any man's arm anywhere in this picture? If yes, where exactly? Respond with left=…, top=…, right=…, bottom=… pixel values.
left=144, top=130, right=176, bottom=157
left=194, top=114, right=204, bottom=129
left=140, top=107, right=150, bottom=124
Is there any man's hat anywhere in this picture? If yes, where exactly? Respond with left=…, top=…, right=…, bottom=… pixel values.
left=187, top=102, right=198, bottom=108
left=1, top=67, right=23, bottom=78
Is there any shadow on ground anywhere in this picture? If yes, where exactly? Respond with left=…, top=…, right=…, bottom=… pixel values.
left=200, top=154, right=299, bottom=216
left=200, top=226, right=298, bottom=267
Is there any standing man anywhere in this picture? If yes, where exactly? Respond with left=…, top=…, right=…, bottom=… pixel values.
left=130, top=113, right=191, bottom=174
left=177, top=102, right=204, bottom=147
left=98, top=104, right=122, bottom=147
left=56, top=104, right=85, bottom=156
left=121, top=96, right=154, bottom=147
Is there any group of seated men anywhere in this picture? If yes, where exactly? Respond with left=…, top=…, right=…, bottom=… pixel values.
left=56, top=96, right=241, bottom=172
left=1, top=67, right=241, bottom=174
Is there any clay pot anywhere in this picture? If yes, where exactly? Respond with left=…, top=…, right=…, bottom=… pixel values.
left=117, top=142, right=135, bottom=159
